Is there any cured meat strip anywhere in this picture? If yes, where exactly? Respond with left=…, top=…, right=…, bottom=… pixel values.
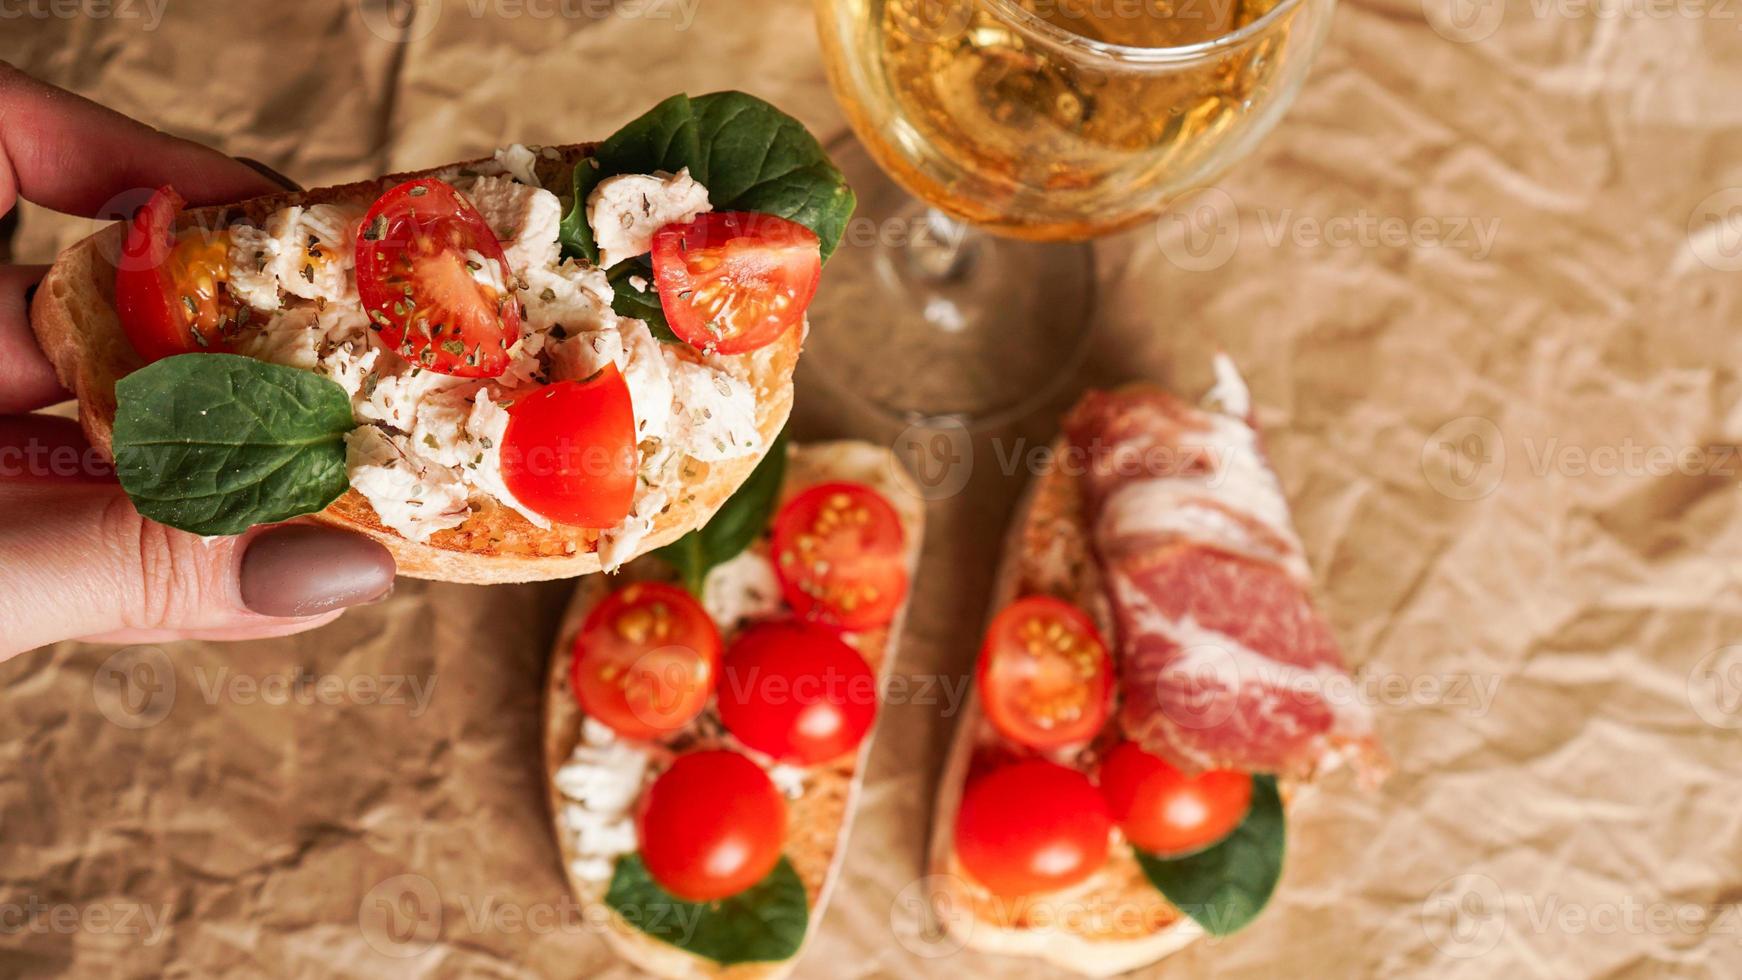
left=1063, top=362, right=1386, bottom=782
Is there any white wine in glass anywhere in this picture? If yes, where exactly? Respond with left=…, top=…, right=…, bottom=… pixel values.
left=809, top=0, right=1336, bottom=422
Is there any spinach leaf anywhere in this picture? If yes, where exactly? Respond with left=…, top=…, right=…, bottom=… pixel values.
left=657, top=427, right=788, bottom=594
left=1134, top=774, right=1285, bottom=937
left=558, top=91, right=853, bottom=268
left=690, top=91, right=855, bottom=263
left=112, top=353, right=355, bottom=536
left=607, top=259, right=678, bottom=343
left=604, top=854, right=808, bottom=965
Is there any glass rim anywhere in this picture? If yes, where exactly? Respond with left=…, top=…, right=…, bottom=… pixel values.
left=978, top=0, right=1312, bottom=63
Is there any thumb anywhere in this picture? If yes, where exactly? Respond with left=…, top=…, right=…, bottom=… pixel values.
left=0, top=452, right=395, bottom=656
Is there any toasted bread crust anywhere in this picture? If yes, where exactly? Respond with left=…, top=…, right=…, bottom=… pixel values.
left=540, top=441, right=925, bottom=979
left=29, top=144, right=800, bottom=583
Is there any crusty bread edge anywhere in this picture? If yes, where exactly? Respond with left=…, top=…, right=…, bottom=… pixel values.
left=540, top=440, right=927, bottom=979
left=28, top=143, right=799, bottom=584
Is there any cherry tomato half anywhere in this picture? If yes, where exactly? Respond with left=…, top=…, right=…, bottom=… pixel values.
left=1097, top=742, right=1252, bottom=857
left=650, top=211, right=820, bottom=355
left=770, top=482, right=908, bottom=631
left=356, top=178, right=520, bottom=377
left=114, top=186, right=241, bottom=362
left=978, top=596, right=1113, bottom=751
left=571, top=581, right=722, bottom=740
left=638, top=750, right=786, bottom=902
left=954, top=759, right=1111, bottom=899
left=716, top=620, right=879, bottom=765
left=500, top=363, right=637, bottom=528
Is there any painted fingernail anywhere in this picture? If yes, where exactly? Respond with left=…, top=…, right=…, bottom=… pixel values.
left=239, top=525, right=395, bottom=618
left=236, top=156, right=303, bottom=192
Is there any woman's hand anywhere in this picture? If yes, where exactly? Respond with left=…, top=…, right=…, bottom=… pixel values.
left=0, top=64, right=395, bottom=659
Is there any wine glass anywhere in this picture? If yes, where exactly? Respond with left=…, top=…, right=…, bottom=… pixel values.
left=809, top=0, right=1338, bottom=425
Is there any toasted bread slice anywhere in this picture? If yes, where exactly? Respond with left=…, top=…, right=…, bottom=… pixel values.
left=30, top=145, right=800, bottom=583
left=540, top=440, right=924, bottom=979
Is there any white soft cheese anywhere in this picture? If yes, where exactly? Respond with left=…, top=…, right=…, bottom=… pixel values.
left=344, top=425, right=471, bottom=541
left=767, top=762, right=808, bottom=801
left=493, top=143, right=542, bottom=187
left=702, top=550, right=783, bottom=629
left=586, top=169, right=711, bottom=269
left=497, top=330, right=549, bottom=389
left=256, top=203, right=362, bottom=304
left=407, top=382, right=484, bottom=470
left=553, top=719, right=649, bottom=883
left=547, top=328, right=623, bottom=384
left=464, top=389, right=551, bottom=529
left=466, top=175, right=563, bottom=272
left=520, top=261, right=616, bottom=336
left=596, top=485, right=670, bottom=573
left=620, top=320, right=675, bottom=443
left=238, top=306, right=381, bottom=399
left=317, top=337, right=381, bottom=401
left=226, top=223, right=283, bottom=312
left=356, top=363, right=474, bottom=432
left=664, top=351, right=761, bottom=462
left=236, top=307, right=322, bottom=370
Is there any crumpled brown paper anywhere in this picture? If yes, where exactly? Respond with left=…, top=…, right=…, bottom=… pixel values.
left=5, top=0, right=1742, bottom=976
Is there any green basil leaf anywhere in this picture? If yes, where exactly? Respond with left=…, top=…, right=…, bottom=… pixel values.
left=607, top=259, right=678, bottom=343
left=559, top=93, right=700, bottom=266
left=558, top=91, right=852, bottom=268
left=690, top=91, right=855, bottom=263
left=604, top=854, right=808, bottom=966
left=657, top=427, right=788, bottom=594
left=112, top=353, right=355, bottom=536
left=1134, top=774, right=1285, bottom=937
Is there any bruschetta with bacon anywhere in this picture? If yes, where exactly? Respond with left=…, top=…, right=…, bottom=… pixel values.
left=928, top=358, right=1388, bottom=975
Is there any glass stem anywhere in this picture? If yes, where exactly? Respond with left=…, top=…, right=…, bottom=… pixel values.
left=907, top=207, right=980, bottom=283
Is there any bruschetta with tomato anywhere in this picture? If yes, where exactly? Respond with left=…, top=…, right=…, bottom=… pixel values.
left=928, top=358, right=1389, bottom=976
left=540, top=437, right=924, bottom=978
left=30, top=92, right=852, bottom=583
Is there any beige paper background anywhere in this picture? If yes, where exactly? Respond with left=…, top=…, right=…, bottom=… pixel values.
left=4, top=0, right=1742, bottom=976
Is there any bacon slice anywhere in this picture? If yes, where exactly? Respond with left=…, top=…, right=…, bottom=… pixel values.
left=1063, top=364, right=1386, bottom=782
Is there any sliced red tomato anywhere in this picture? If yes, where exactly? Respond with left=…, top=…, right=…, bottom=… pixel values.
left=650, top=211, right=820, bottom=355
left=770, top=482, right=908, bottom=631
left=716, top=620, right=879, bottom=765
left=954, top=759, right=1111, bottom=899
left=571, top=581, right=722, bottom=739
left=978, top=595, right=1113, bottom=751
left=114, top=186, right=242, bottom=362
left=1098, top=742, right=1252, bottom=856
left=355, top=178, right=520, bottom=377
left=500, top=363, right=637, bottom=528
left=638, top=750, right=786, bottom=901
